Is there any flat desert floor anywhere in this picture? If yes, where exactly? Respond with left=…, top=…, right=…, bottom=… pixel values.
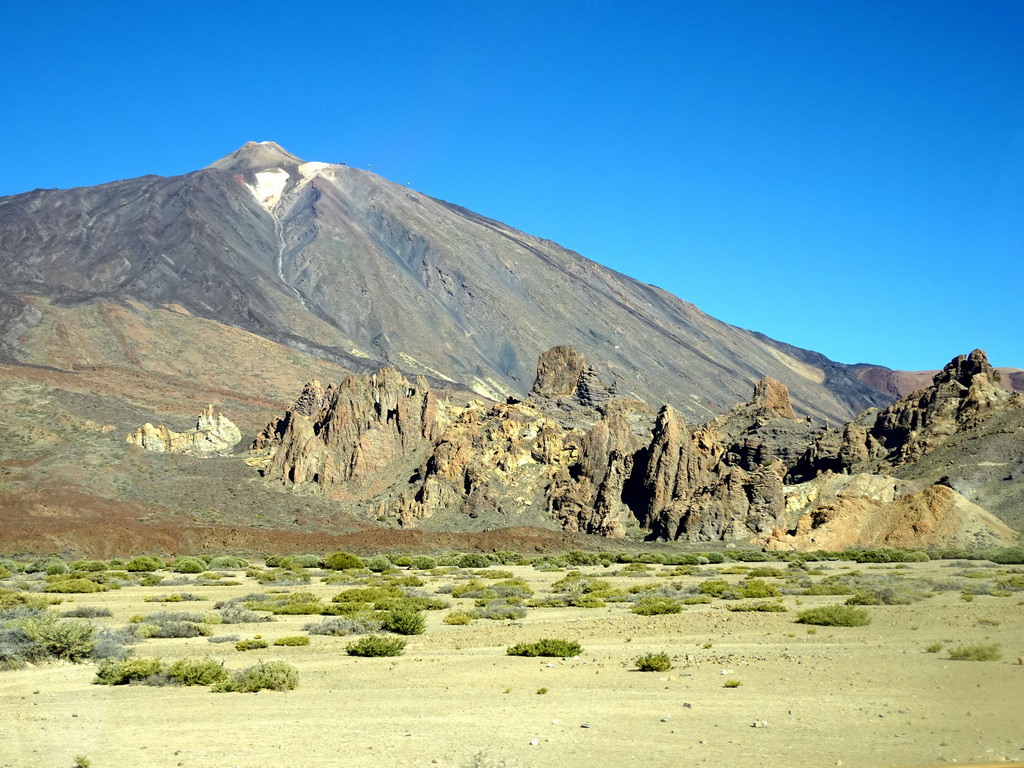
left=2, top=557, right=1022, bottom=768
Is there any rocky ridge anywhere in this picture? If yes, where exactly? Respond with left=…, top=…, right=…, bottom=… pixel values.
left=254, top=346, right=1018, bottom=549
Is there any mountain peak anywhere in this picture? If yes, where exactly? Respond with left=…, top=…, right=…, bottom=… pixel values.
left=207, top=141, right=306, bottom=173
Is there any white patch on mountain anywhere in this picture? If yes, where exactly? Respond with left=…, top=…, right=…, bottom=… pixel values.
left=246, top=168, right=289, bottom=212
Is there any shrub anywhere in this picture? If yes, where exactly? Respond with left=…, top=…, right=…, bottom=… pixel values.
left=171, top=557, right=206, bottom=574
left=214, top=661, right=299, bottom=692
left=61, top=606, right=113, bottom=618
left=987, top=546, right=1024, bottom=564
left=125, top=556, right=164, bottom=572
left=796, top=605, right=871, bottom=627
left=925, top=642, right=943, bottom=653
left=381, top=610, right=426, bottom=635
left=235, top=639, right=269, bottom=651
left=443, top=611, right=473, bottom=625
left=69, top=560, right=108, bottom=572
left=723, top=679, right=742, bottom=688
left=727, top=601, right=787, bottom=612
left=273, top=635, right=310, bottom=646
left=506, top=638, right=581, bottom=657
left=631, top=597, right=684, bottom=615
left=25, top=556, right=67, bottom=574
left=21, top=617, right=97, bottom=662
left=635, top=652, right=673, bottom=672
left=457, top=554, right=494, bottom=569
left=323, top=552, right=366, bottom=571
left=207, top=556, right=249, bottom=570
left=732, top=579, right=781, bottom=599
left=473, top=601, right=527, bottom=621
left=409, top=555, right=437, bottom=570
left=346, top=635, right=406, bottom=657
left=95, top=657, right=165, bottom=685
left=0, top=627, right=47, bottom=669
left=948, top=644, right=1002, bottom=661
left=44, top=578, right=107, bottom=594
left=697, top=579, right=730, bottom=597
left=365, top=555, right=393, bottom=573
left=168, top=656, right=229, bottom=686
left=303, top=616, right=381, bottom=636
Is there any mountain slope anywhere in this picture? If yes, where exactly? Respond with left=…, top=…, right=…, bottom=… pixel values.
left=0, top=141, right=889, bottom=422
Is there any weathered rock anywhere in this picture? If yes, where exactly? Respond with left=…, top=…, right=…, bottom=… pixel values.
left=762, top=473, right=1016, bottom=551
left=530, top=346, right=587, bottom=397
left=127, top=405, right=242, bottom=455
left=260, top=368, right=444, bottom=491
left=792, top=350, right=1015, bottom=479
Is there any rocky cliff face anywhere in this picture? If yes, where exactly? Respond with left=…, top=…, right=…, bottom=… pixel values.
left=255, top=368, right=445, bottom=494
left=127, top=406, right=242, bottom=455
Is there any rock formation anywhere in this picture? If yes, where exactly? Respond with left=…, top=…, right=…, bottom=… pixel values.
left=257, top=368, right=445, bottom=493
left=127, top=406, right=242, bottom=455
left=252, top=346, right=1019, bottom=550
left=792, top=349, right=1018, bottom=479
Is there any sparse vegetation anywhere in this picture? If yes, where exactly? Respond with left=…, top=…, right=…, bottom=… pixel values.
left=506, top=638, right=581, bottom=657
left=213, top=661, right=299, bottom=692
left=947, top=644, right=1002, bottom=661
left=796, top=605, right=871, bottom=627
left=273, top=635, right=310, bottom=646
left=635, top=652, right=673, bottom=671
left=346, top=634, right=406, bottom=657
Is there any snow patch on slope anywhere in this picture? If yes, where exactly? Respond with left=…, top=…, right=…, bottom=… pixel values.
left=246, top=168, right=289, bottom=212
left=299, top=161, right=330, bottom=179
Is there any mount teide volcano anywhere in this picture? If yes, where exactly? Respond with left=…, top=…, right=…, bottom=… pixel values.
left=0, top=141, right=888, bottom=422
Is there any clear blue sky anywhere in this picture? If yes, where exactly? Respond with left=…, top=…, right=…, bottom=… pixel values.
left=1, top=1, right=1021, bottom=371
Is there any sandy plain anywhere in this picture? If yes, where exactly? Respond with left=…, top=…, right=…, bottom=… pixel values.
left=2, top=559, right=1022, bottom=768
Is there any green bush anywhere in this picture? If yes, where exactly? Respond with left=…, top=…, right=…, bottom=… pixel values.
left=635, top=652, right=673, bottom=672
left=409, top=555, right=437, bottom=570
left=22, top=617, right=97, bottom=662
left=273, top=635, right=310, bottom=646
left=346, top=635, right=406, bottom=657
left=506, top=638, right=582, bottom=657
left=948, top=644, right=1002, bottom=661
left=171, top=557, right=206, bottom=574
left=443, top=611, right=473, bottom=625
left=631, top=597, right=684, bottom=615
left=381, top=610, right=426, bottom=635
left=456, top=553, right=494, bottom=569
left=95, top=657, right=165, bottom=685
left=365, top=555, right=393, bottom=573
left=25, top=556, right=67, bottom=574
left=323, top=552, right=366, bottom=571
left=796, top=605, right=871, bottom=627
left=732, top=579, right=781, bottom=599
left=125, top=556, right=164, bottom=572
left=168, top=656, right=229, bottom=686
left=697, top=579, right=730, bottom=597
left=235, top=639, right=269, bottom=651
left=214, top=661, right=299, bottom=692
left=207, top=556, right=249, bottom=570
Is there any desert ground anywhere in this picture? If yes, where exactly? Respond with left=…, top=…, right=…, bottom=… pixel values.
left=2, top=556, right=1022, bottom=768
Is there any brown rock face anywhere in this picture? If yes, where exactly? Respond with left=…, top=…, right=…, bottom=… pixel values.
left=530, top=346, right=587, bottom=397
left=259, top=368, right=443, bottom=491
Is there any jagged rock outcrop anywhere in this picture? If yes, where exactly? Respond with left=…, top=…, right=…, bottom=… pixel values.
left=259, top=368, right=445, bottom=492
left=126, top=406, right=242, bottom=455
left=792, top=349, right=1018, bottom=479
left=250, top=346, right=1019, bottom=550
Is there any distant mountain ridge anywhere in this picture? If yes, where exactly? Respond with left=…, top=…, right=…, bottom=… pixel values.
left=0, top=140, right=891, bottom=423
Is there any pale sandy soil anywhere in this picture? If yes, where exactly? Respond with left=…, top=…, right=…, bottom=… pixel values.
left=2, top=561, right=1023, bottom=768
